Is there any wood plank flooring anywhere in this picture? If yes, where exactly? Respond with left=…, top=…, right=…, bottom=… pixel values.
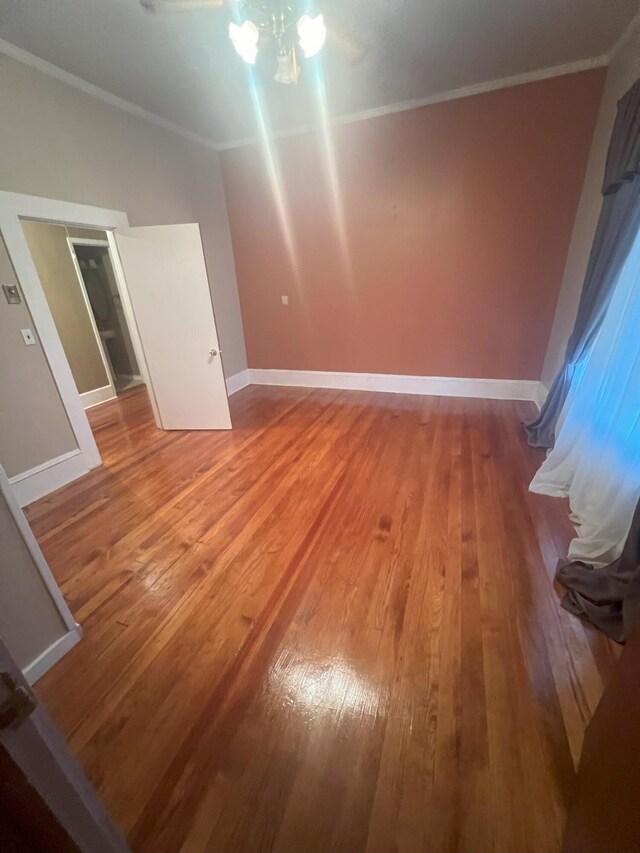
left=29, top=385, right=620, bottom=853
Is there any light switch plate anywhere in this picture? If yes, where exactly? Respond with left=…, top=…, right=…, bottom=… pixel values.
left=21, top=328, right=36, bottom=346
left=281, top=295, right=289, bottom=305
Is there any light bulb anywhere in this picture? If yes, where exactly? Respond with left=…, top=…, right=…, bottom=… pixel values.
left=229, top=20, right=259, bottom=65
left=297, top=13, right=326, bottom=58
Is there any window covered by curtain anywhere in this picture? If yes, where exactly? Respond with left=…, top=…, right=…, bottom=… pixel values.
left=525, top=78, right=640, bottom=449
left=530, top=222, right=640, bottom=565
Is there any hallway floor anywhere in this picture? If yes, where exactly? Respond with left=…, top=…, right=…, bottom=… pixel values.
left=29, top=385, right=619, bottom=853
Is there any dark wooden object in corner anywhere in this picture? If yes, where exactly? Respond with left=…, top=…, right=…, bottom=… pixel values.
left=563, top=629, right=640, bottom=853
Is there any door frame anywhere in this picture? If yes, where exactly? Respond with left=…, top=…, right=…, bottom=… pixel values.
left=0, top=191, right=160, bottom=472
left=66, top=237, right=118, bottom=409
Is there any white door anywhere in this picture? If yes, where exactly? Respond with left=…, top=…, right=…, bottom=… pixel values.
left=113, top=224, right=232, bottom=430
left=0, top=637, right=129, bottom=852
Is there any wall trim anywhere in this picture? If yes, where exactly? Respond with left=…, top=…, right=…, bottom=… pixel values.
left=217, top=56, right=609, bottom=150
left=9, top=449, right=89, bottom=508
left=248, top=368, right=547, bottom=406
left=79, top=385, right=117, bottom=410
left=0, top=37, right=218, bottom=152
left=23, top=624, right=83, bottom=685
left=226, top=369, right=250, bottom=396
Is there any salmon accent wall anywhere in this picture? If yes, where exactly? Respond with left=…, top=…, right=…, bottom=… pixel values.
left=221, top=70, right=605, bottom=380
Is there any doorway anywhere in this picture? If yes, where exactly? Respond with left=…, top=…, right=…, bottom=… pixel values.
left=0, top=191, right=232, bottom=499
left=21, top=220, right=146, bottom=413
left=72, top=241, right=143, bottom=397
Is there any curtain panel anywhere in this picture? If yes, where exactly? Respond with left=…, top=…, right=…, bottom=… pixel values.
left=526, top=78, right=640, bottom=450
left=530, top=221, right=640, bottom=565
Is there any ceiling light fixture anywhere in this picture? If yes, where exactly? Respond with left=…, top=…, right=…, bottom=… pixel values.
left=141, top=1, right=364, bottom=86
left=228, top=2, right=327, bottom=84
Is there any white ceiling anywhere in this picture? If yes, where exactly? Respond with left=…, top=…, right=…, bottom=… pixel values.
left=0, top=0, right=638, bottom=147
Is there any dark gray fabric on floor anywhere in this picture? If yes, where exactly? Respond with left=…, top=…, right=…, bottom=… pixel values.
left=526, top=77, right=640, bottom=450
left=556, top=496, right=640, bottom=643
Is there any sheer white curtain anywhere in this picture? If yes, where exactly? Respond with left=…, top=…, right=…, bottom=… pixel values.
left=530, top=223, right=640, bottom=566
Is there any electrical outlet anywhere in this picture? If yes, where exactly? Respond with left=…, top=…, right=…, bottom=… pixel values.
left=281, top=295, right=289, bottom=305
left=21, top=328, right=36, bottom=346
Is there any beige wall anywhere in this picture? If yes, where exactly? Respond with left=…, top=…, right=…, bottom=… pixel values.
left=22, top=220, right=109, bottom=395
left=541, top=19, right=640, bottom=387
left=0, top=234, right=76, bottom=478
left=0, top=480, right=69, bottom=671
left=0, top=51, right=246, bottom=477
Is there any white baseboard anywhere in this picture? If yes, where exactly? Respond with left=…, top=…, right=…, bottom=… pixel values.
left=247, top=368, right=546, bottom=405
left=226, top=369, right=251, bottom=396
left=24, top=624, right=83, bottom=685
left=80, top=385, right=117, bottom=410
left=9, top=449, right=90, bottom=508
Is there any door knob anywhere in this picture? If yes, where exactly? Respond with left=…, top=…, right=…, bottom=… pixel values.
left=209, top=348, right=218, bottom=357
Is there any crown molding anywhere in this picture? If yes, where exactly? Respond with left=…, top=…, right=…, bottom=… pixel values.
left=217, top=54, right=610, bottom=150
left=607, top=7, right=640, bottom=63
left=0, top=32, right=616, bottom=156
left=0, top=37, right=219, bottom=152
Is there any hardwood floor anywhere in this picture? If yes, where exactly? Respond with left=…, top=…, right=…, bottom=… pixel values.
left=29, top=385, right=619, bottom=853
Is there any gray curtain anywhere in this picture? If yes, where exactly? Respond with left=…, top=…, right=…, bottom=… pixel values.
left=526, top=78, right=640, bottom=449
left=557, top=495, right=640, bottom=643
